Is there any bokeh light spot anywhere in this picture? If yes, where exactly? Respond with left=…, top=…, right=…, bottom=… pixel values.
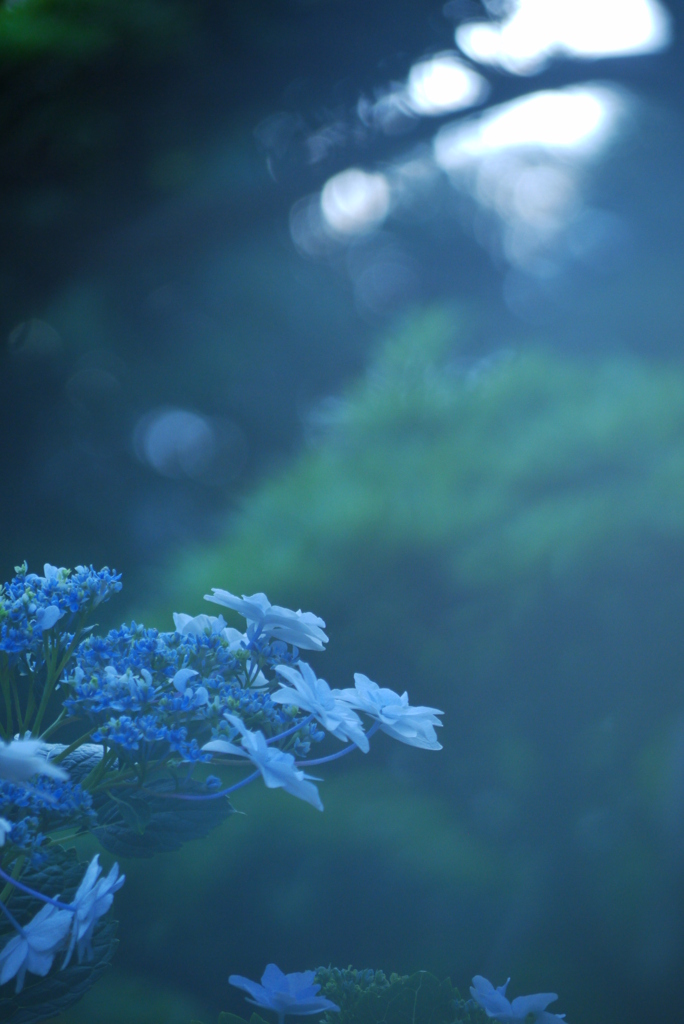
left=405, top=52, right=489, bottom=115
left=320, top=169, right=391, bottom=236
left=456, top=0, right=672, bottom=75
left=434, top=84, right=624, bottom=165
left=134, top=408, right=216, bottom=480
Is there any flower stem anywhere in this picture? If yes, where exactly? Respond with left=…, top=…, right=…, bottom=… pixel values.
left=0, top=855, right=25, bottom=905
left=0, top=865, right=74, bottom=913
left=0, top=898, right=26, bottom=937
left=296, top=721, right=380, bottom=767
left=11, top=680, right=24, bottom=735
left=39, top=709, right=67, bottom=740
left=152, top=769, right=261, bottom=801
left=266, top=714, right=314, bottom=745
left=32, top=620, right=84, bottom=735
left=0, top=654, right=12, bottom=740
left=81, top=742, right=115, bottom=791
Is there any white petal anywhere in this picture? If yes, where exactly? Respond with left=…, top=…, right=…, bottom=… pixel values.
left=202, top=738, right=243, bottom=756
left=173, top=668, right=199, bottom=693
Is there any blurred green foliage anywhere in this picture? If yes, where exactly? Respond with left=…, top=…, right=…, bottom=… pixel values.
left=0, top=0, right=188, bottom=59
left=50, top=769, right=505, bottom=1024
left=57, top=968, right=205, bottom=1024
left=120, top=305, right=684, bottom=1024
left=159, top=303, right=684, bottom=649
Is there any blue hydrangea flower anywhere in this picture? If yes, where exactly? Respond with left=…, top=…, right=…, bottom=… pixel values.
left=229, top=963, right=340, bottom=1023
left=0, top=773, right=96, bottom=863
left=470, top=976, right=566, bottom=1024
left=34, top=605, right=65, bottom=632
left=0, top=563, right=121, bottom=657
left=64, top=618, right=309, bottom=767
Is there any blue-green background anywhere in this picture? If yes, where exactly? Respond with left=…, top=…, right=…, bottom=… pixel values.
left=2, top=2, right=684, bottom=1022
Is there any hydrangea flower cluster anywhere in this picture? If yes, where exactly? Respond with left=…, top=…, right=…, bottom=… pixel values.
left=0, top=563, right=121, bottom=659
left=226, top=966, right=568, bottom=1024
left=62, top=623, right=311, bottom=764
left=0, top=775, right=96, bottom=864
left=0, top=563, right=444, bottom=1021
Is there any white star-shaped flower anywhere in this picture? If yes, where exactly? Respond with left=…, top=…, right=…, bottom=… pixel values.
left=470, top=976, right=565, bottom=1024
left=273, top=662, right=368, bottom=752
left=0, top=902, right=72, bottom=992
left=204, top=590, right=328, bottom=650
left=338, top=674, right=444, bottom=750
left=203, top=716, right=323, bottom=810
left=62, top=854, right=125, bottom=968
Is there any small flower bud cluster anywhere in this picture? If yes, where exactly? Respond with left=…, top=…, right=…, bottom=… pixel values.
left=62, top=623, right=313, bottom=765
left=0, top=777, right=96, bottom=865
left=0, top=563, right=121, bottom=657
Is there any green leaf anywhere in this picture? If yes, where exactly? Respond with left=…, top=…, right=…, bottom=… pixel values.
left=0, top=845, right=84, bottom=928
left=104, top=790, right=152, bottom=834
left=93, top=775, right=234, bottom=857
left=0, top=846, right=119, bottom=1024
left=57, top=743, right=104, bottom=781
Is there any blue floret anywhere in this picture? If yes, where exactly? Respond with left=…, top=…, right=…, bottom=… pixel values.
left=0, top=563, right=121, bottom=657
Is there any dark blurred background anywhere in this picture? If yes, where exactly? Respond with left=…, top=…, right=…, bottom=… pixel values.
left=2, top=1, right=684, bottom=1022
